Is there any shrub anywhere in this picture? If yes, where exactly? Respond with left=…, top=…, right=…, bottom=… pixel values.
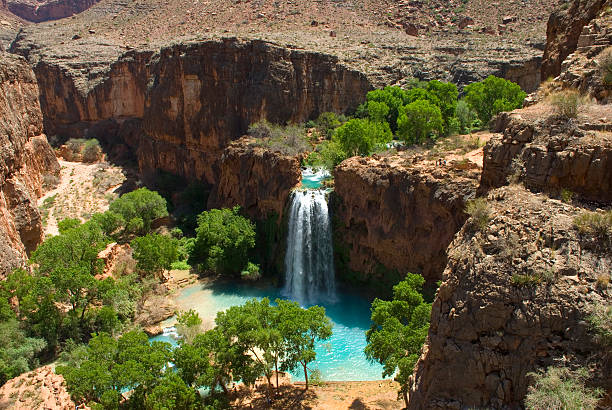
left=309, top=368, right=324, bottom=386
left=170, top=260, right=191, bottom=271
left=596, top=274, right=610, bottom=290
left=66, top=138, right=86, bottom=154
left=131, top=234, right=179, bottom=278
left=248, top=121, right=310, bottom=156
left=598, top=46, right=612, bottom=85
left=109, top=188, right=168, bottom=234
left=455, top=100, right=480, bottom=134
left=315, top=112, right=343, bottom=139
left=573, top=210, right=612, bottom=238
left=550, top=89, right=585, bottom=118
left=560, top=188, right=574, bottom=203
left=465, top=198, right=491, bottom=231
left=81, top=139, right=102, bottom=163
left=304, top=139, right=347, bottom=170
left=525, top=367, right=603, bottom=410
left=397, top=99, right=444, bottom=144
left=512, top=274, right=541, bottom=287
left=241, top=262, right=261, bottom=281
left=587, top=303, right=612, bottom=347
left=464, top=75, right=526, bottom=124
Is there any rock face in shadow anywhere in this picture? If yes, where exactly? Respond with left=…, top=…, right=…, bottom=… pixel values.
left=481, top=109, right=612, bottom=204
left=332, top=156, right=480, bottom=286
left=541, top=0, right=607, bottom=80
left=208, top=137, right=301, bottom=221
left=409, top=185, right=611, bottom=408
left=6, top=0, right=99, bottom=22
left=20, top=38, right=371, bottom=185
left=0, top=52, right=60, bottom=278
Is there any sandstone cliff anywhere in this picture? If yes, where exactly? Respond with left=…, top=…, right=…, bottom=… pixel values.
left=332, top=154, right=480, bottom=285
left=208, top=137, right=301, bottom=221
left=14, top=38, right=370, bottom=185
left=481, top=105, right=612, bottom=204
left=0, top=366, right=77, bottom=409
left=541, top=0, right=608, bottom=80
left=6, top=0, right=98, bottom=22
left=0, top=52, right=60, bottom=278
left=409, top=185, right=611, bottom=408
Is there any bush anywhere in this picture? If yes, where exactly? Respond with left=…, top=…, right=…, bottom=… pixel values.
left=455, top=100, right=480, bottom=134
left=525, top=367, right=603, bottom=410
left=109, top=188, right=168, bottom=234
left=598, top=46, right=612, bottom=85
left=588, top=303, right=612, bottom=347
left=248, top=121, right=310, bottom=155
left=131, top=234, right=179, bottom=278
left=304, top=139, right=347, bottom=170
left=82, top=139, right=102, bottom=163
left=465, top=198, right=491, bottom=231
left=397, top=99, right=444, bottom=144
left=512, top=273, right=541, bottom=287
left=189, top=207, right=256, bottom=275
left=596, top=274, right=610, bottom=290
left=550, top=89, right=585, bottom=118
left=315, top=112, right=343, bottom=139
left=241, top=262, right=261, bottom=281
left=573, top=210, right=612, bottom=238
left=560, top=188, right=574, bottom=203
left=464, top=75, right=526, bottom=124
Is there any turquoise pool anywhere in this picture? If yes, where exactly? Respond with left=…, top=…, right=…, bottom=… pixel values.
left=150, top=281, right=386, bottom=382
left=300, top=168, right=331, bottom=189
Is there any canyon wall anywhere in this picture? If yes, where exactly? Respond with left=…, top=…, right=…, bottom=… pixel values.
left=208, top=137, right=301, bottom=221
left=332, top=156, right=479, bottom=286
left=18, top=38, right=371, bottom=185
left=481, top=110, right=612, bottom=204
left=409, top=185, right=611, bottom=408
left=0, top=52, right=60, bottom=278
left=6, top=0, right=99, bottom=22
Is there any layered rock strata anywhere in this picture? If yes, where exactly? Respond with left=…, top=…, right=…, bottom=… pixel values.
left=481, top=108, right=612, bottom=204
left=14, top=38, right=371, bottom=185
left=208, top=137, right=301, bottom=221
left=0, top=52, right=59, bottom=278
left=6, top=0, right=99, bottom=22
left=332, top=155, right=480, bottom=284
left=409, top=185, right=611, bottom=408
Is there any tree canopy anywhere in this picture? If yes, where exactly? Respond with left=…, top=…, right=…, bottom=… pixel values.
left=464, top=75, right=526, bottom=124
left=109, top=188, right=169, bottom=235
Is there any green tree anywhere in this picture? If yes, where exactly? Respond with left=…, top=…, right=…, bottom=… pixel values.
left=109, top=188, right=168, bottom=235
left=90, top=211, right=125, bottom=239
left=189, top=207, right=256, bottom=275
left=315, top=112, right=343, bottom=139
left=365, top=273, right=431, bottom=408
left=276, top=299, right=333, bottom=390
left=464, top=75, right=526, bottom=124
left=333, top=118, right=392, bottom=157
left=144, top=373, right=201, bottom=410
left=0, top=319, right=46, bottom=385
left=426, top=80, right=458, bottom=129
left=57, top=218, right=82, bottom=233
left=58, top=331, right=172, bottom=407
left=366, top=100, right=390, bottom=123
left=397, top=100, right=444, bottom=144
left=365, top=86, right=408, bottom=131
left=176, top=309, right=203, bottom=344
left=131, top=234, right=179, bottom=279
left=455, top=99, right=480, bottom=134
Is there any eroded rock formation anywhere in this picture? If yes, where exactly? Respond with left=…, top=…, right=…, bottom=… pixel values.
left=409, top=185, right=611, bottom=408
left=541, top=0, right=607, bottom=80
left=208, top=137, right=301, bottom=221
left=0, top=52, right=60, bottom=278
left=6, top=0, right=99, bottom=22
left=332, top=155, right=480, bottom=285
left=13, top=38, right=370, bottom=185
left=481, top=108, right=612, bottom=204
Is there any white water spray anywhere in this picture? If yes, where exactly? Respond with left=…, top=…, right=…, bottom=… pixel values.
left=283, top=189, right=336, bottom=305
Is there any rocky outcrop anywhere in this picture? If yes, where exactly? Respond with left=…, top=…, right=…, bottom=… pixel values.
left=0, top=52, right=60, bottom=278
left=13, top=38, right=370, bottom=185
left=541, top=0, right=607, bottom=80
left=332, top=155, right=480, bottom=285
left=409, top=185, right=611, bottom=408
left=6, top=0, right=99, bottom=22
left=208, top=137, right=301, bottom=221
left=0, top=366, right=77, bottom=409
left=481, top=108, right=612, bottom=204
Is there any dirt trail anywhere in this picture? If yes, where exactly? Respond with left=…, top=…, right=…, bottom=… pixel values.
left=38, top=159, right=125, bottom=236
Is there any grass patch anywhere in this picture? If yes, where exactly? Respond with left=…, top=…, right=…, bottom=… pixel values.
left=549, top=89, right=586, bottom=119
left=573, top=210, right=612, bottom=238
left=512, top=273, right=541, bottom=287
left=588, top=303, right=612, bottom=347
left=598, top=46, right=612, bottom=85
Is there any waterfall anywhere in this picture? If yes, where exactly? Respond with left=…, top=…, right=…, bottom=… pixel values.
left=283, top=189, right=336, bottom=305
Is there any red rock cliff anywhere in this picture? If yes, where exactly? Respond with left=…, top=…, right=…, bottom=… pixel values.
left=23, top=39, right=371, bottom=185
left=208, top=137, right=301, bottom=221
left=332, top=155, right=480, bottom=285
left=0, top=52, right=60, bottom=278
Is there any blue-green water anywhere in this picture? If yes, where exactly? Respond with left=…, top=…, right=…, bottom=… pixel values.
left=150, top=281, right=386, bottom=382
left=301, top=168, right=330, bottom=189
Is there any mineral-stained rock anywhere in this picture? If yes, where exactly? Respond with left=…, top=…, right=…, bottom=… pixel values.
left=332, top=155, right=480, bottom=285
left=481, top=108, right=612, bottom=204
left=409, top=185, right=611, bottom=408
left=208, top=137, right=301, bottom=221
left=541, top=0, right=607, bottom=80
left=0, top=52, right=60, bottom=278
left=0, top=366, right=79, bottom=409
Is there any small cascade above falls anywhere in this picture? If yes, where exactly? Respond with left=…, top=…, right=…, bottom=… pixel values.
left=283, top=169, right=336, bottom=305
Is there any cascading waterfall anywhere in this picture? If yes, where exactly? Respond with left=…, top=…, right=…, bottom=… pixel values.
left=283, top=187, right=336, bottom=305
